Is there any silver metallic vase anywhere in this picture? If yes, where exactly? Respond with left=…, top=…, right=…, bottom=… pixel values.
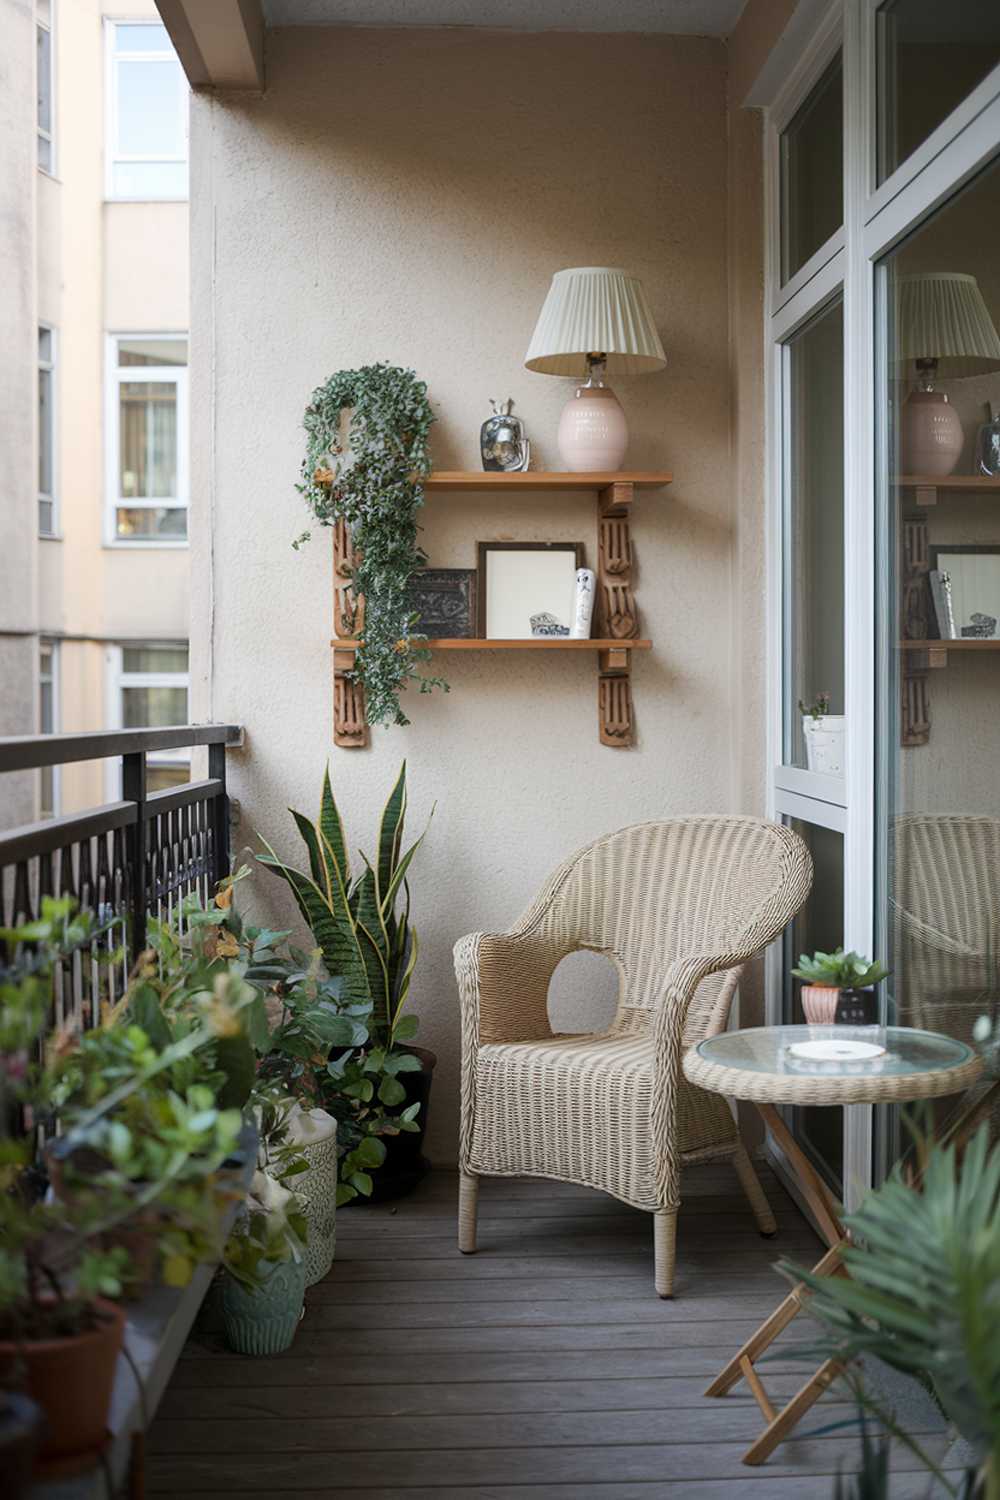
left=480, top=398, right=530, bottom=472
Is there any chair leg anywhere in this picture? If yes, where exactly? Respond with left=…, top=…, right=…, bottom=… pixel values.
left=458, top=1171, right=479, bottom=1254
left=733, top=1143, right=778, bottom=1238
left=653, top=1208, right=678, bottom=1298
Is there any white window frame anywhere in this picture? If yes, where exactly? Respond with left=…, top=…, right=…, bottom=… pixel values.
left=39, top=637, right=60, bottom=817
left=38, top=322, right=58, bottom=537
left=105, top=333, right=189, bottom=548
left=104, top=19, right=188, bottom=203
left=37, top=1, right=56, bottom=176
left=104, top=643, right=191, bottom=800
left=762, top=0, right=1000, bottom=1210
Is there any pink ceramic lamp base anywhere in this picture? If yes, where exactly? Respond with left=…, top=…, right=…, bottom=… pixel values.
left=557, top=383, right=628, bottom=472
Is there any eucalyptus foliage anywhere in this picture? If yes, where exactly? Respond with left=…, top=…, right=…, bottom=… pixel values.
left=295, top=362, right=447, bottom=727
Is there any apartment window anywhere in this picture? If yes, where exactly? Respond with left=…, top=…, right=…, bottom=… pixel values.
left=107, top=335, right=188, bottom=543
left=111, top=643, right=190, bottom=793
left=39, top=640, right=58, bottom=817
left=779, top=51, right=844, bottom=283
left=38, top=326, right=56, bottom=536
left=37, top=2, right=54, bottom=173
left=106, top=21, right=187, bottom=200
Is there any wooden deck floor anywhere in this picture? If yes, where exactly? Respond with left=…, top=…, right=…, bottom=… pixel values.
left=150, top=1163, right=950, bottom=1498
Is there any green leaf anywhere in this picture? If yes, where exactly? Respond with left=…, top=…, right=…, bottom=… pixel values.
left=376, top=762, right=407, bottom=904
left=319, top=766, right=351, bottom=890
left=378, top=1075, right=406, bottom=1105
left=348, top=1171, right=373, bottom=1196
left=257, top=839, right=369, bottom=1005
left=392, top=1013, right=419, bottom=1043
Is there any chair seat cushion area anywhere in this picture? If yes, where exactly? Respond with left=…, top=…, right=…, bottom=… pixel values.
left=468, top=1031, right=739, bottom=1210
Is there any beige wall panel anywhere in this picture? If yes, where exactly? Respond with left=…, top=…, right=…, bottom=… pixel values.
left=102, top=552, right=190, bottom=639
left=191, top=26, right=734, bottom=1162
left=105, top=204, right=189, bottom=331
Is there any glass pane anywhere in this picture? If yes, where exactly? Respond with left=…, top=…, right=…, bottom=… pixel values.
left=783, top=298, right=845, bottom=769
left=115, top=506, right=187, bottom=541
left=117, top=338, right=187, bottom=367
left=37, top=23, right=51, bottom=134
left=782, top=818, right=845, bottom=1190
left=38, top=497, right=54, bottom=535
left=38, top=134, right=52, bottom=172
left=877, top=158, right=1000, bottom=1066
left=122, top=685, right=188, bottom=729
left=38, top=364, right=53, bottom=497
left=780, top=53, right=843, bottom=283
left=877, top=2, right=1000, bottom=186
left=38, top=327, right=52, bottom=362
left=114, top=23, right=173, bottom=53
left=119, top=380, right=177, bottom=498
left=147, top=764, right=189, bottom=793
left=116, top=59, right=184, bottom=157
left=111, top=160, right=188, bottom=199
left=122, top=644, right=188, bottom=674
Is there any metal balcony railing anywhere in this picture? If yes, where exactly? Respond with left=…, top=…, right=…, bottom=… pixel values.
left=0, top=725, right=243, bottom=1026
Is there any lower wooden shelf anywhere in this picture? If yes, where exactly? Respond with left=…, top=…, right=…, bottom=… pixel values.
left=331, top=637, right=652, bottom=651
left=900, top=638, right=1000, bottom=668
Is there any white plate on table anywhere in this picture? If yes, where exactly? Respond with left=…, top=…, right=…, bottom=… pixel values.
left=787, top=1039, right=886, bottom=1062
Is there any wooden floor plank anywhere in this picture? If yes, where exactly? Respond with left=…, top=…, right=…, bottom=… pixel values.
left=151, top=1166, right=947, bottom=1495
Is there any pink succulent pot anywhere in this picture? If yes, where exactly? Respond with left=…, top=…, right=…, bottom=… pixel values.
left=801, top=985, right=840, bottom=1025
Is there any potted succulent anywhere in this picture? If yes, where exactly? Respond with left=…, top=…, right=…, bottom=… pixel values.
left=220, top=1107, right=309, bottom=1356
left=0, top=900, right=245, bottom=1475
left=791, top=948, right=890, bottom=1025
left=798, top=691, right=846, bottom=776
left=258, top=763, right=432, bottom=1201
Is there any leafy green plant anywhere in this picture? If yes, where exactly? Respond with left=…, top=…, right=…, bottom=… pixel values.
left=784, top=1127, right=1000, bottom=1499
left=791, top=948, right=890, bottom=989
left=257, top=763, right=429, bottom=1203
left=799, top=691, right=833, bottom=719
left=0, top=900, right=246, bottom=1335
left=223, top=1096, right=309, bottom=1290
left=294, top=362, right=448, bottom=727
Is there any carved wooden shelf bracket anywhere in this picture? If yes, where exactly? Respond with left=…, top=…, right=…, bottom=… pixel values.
left=596, top=479, right=640, bottom=747
left=332, top=524, right=369, bottom=748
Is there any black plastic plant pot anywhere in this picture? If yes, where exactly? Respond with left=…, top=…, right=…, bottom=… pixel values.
left=368, top=1045, right=437, bottom=1204
left=834, top=987, right=878, bottom=1026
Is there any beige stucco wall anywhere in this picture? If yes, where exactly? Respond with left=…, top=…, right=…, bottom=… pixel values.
left=191, top=25, right=742, bottom=1162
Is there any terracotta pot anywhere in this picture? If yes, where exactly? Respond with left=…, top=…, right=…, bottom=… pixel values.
left=800, top=985, right=840, bottom=1025
left=0, top=1299, right=125, bottom=1475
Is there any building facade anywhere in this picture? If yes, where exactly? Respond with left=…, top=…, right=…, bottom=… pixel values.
left=2, top=0, right=190, bottom=826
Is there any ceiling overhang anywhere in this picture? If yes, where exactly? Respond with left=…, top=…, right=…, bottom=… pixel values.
left=155, top=0, right=264, bottom=91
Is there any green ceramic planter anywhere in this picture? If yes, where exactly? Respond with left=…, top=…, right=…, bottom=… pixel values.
left=221, top=1257, right=306, bottom=1356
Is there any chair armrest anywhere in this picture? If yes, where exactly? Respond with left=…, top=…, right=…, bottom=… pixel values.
left=454, top=929, right=565, bottom=1046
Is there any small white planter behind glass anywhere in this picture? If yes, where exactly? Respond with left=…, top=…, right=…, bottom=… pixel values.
left=801, top=714, right=845, bottom=776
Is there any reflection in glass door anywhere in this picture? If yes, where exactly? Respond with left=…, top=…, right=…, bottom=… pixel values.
left=876, top=156, right=1000, bottom=1162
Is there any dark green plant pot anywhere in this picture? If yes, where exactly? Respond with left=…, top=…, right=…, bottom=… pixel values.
left=368, top=1046, right=436, bottom=1203
left=834, top=987, right=878, bottom=1026
left=221, top=1258, right=306, bottom=1356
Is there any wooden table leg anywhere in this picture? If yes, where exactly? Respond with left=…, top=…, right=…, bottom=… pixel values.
left=704, top=1102, right=848, bottom=1465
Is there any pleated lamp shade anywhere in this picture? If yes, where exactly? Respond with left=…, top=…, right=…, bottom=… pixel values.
left=896, top=272, right=1000, bottom=378
left=524, top=267, right=667, bottom=377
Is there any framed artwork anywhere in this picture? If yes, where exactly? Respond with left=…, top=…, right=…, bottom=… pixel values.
left=929, top=545, right=1000, bottom=639
left=477, top=541, right=585, bottom=639
left=404, top=568, right=477, bottom=639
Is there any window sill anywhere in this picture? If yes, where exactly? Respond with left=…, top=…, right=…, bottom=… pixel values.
left=104, top=196, right=189, bottom=205
left=104, top=541, right=189, bottom=551
left=39, top=532, right=63, bottom=542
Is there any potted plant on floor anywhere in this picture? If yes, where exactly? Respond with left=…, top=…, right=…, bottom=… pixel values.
left=799, top=691, right=846, bottom=776
left=791, top=949, right=890, bottom=1025
left=258, top=762, right=434, bottom=1201
left=0, top=900, right=245, bottom=1475
left=220, top=1099, right=309, bottom=1355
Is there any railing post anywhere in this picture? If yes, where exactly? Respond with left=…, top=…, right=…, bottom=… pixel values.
left=122, top=750, right=147, bottom=962
left=208, top=739, right=231, bottom=890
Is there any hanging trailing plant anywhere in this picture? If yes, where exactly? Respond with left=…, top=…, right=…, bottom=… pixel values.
left=294, top=363, right=447, bottom=728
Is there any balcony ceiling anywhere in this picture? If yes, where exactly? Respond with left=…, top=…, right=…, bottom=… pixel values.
left=260, top=0, right=747, bottom=34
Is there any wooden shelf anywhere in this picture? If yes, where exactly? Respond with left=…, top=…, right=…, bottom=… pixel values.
left=900, top=638, right=1000, bottom=668
left=897, top=475, right=1000, bottom=489
left=332, top=638, right=652, bottom=651
left=897, top=475, right=1000, bottom=506
left=423, top=470, right=672, bottom=492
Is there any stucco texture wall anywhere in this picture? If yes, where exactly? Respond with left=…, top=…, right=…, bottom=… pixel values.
left=191, top=27, right=738, bottom=1163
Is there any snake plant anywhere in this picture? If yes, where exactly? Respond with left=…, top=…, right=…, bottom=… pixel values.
left=257, top=763, right=429, bottom=1047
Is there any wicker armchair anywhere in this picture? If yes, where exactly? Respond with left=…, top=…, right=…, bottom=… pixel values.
left=454, top=815, right=813, bottom=1297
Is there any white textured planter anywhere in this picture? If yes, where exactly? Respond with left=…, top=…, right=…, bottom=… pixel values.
left=802, top=714, right=845, bottom=776
left=284, top=1106, right=339, bottom=1288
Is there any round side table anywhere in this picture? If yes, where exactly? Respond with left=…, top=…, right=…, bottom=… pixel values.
left=683, top=1024, right=982, bottom=1466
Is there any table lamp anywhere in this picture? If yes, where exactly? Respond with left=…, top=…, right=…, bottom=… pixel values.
left=897, top=272, right=1000, bottom=477
left=524, top=266, right=666, bottom=472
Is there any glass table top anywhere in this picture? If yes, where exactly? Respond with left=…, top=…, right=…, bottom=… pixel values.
left=695, top=1025, right=976, bottom=1079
